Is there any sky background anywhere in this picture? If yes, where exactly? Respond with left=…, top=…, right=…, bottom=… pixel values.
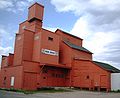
left=0, top=0, right=120, bottom=69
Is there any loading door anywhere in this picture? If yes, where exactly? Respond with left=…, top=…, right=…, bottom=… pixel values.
left=100, top=75, right=107, bottom=88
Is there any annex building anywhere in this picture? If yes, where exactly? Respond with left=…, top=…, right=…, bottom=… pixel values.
left=0, top=2, right=120, bottom=91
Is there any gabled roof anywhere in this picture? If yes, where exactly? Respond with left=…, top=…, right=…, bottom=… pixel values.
left=93, top=61, right=120, bottom=73
left=55, top=29, right=83, bottom=40
left=63, top=40, right=92, bottom=54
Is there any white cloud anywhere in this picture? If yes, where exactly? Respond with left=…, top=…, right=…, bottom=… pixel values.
left=51, top=0, right=120, bottom=14
left=0, top=25, right=14, bottom=53
left=0, top=46, right=13, bottom=56
left=0, top=25, right=14, bottom=46
left=51, top=0, right=120, bottom=69
left=43, top=27, right=57, bottom=32
left=0, top=25, right=14, bottom=67
left=71, top=16, right=120, bottom=55
left=0, top=0, right=38, bottom=12
left=0, top=0, right=13, bottom=9
left=0, top=46, right=13, bottom=67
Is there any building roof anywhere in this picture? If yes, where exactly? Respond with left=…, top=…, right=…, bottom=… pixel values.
left=93, top=61, right=120, bottom=73
left=63, top=40, right=92, bottom=54
left=28, top=2, right=44, bottom=9
left=55, top=29, right=83, bottom=40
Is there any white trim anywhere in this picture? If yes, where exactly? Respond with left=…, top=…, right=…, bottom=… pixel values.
left=10, top=76, right=15, bottom=86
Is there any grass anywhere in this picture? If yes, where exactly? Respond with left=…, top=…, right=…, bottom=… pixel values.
left=0, top=88, right=72, bottom=94
left=110, top=89, right=120, bottom=93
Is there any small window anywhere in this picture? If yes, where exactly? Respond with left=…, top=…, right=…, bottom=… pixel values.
left=48, top=37, right=53, bottom=41
left=4, top=77, right=6, bottom=80
left=43, top=77, right=46, bottom=79
left=86, top=75, right=89, bottom=79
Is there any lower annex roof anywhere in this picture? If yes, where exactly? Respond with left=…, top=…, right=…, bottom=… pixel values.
left=63, top=40, right=92, bottom=54
left=93, top=61, right=120, bottom=73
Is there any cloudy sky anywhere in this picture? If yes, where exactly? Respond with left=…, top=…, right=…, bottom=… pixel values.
left=0, top=0, right=120, bottom=69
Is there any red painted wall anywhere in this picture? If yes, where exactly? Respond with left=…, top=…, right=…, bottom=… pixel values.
left=39, top=66, right=69, bottom=88
left=1, top=56, right=8, bottom=68
left=23, top=61, right=40, bottom=73
left=0, top=66, right=23, bottom=89
left=22, top=61, right=70, bottom=90
left=28, top=3, right=44, bottom=21
left=59, top=42, right=72, bottom=67
left=8, top=54, right=14, bottom=67
left=72, top=49, right=92, bottom=61
left=22, top=61, right=39, bottom=90
left=72, top=59, right=111, bottom=91
left=39, top=29, right=60, bottom=65
left=22, top=29, right=34, bottom=61
left=56, top=29, right=83, bottom=46
left=13, top=33, right=24, bottom=66
left=14, top=29, right=34, bottom=66
left=23, top=72, right=37, bottom=90
left=32, top=32, right=41, bottom=62
left=19, top=21, right=29, bottom=34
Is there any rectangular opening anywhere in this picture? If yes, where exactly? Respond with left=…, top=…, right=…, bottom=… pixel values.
left=10, top=76, right=15, bottom=86
left=48, top=37, right=53, bottom=41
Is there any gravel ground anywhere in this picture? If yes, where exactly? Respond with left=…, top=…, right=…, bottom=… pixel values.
left=0, top=90, right=120, bottom=98
left=33, top=91, right=120, bottom=98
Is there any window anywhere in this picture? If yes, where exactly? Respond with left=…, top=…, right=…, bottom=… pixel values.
left=4, top=77, right=6, bottom=80
left=86, top=75, right=89, bottom=79
left=43, top=77, right=46, bottom=79
left=48, top=37, right=53, bottom=41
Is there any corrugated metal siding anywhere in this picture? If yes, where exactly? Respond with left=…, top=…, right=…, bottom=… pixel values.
left=111, top=73, right=120, bottom=91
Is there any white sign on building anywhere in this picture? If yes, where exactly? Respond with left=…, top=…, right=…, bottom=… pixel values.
left=41, top=49, right=58, bottom=56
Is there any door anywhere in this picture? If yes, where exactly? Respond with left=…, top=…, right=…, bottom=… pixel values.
left=24, top=72, right=37, bottom=90
left=100, top=75, right=107, bottom=88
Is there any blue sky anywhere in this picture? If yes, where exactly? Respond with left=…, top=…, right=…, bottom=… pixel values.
left=0, top=0, right=78, bottom=48
left=0, top=0, right=120, bottom=69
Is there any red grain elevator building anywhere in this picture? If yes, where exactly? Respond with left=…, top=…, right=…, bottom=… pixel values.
left=0, top=2, right=120, bottom=91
